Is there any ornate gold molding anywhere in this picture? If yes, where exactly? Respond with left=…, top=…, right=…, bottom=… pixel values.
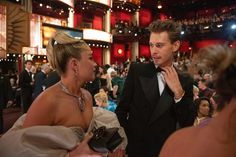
left=7, top=3, right=30, bottom=53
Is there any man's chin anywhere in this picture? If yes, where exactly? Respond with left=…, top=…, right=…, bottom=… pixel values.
left=153, top=61, right=162, bottom=66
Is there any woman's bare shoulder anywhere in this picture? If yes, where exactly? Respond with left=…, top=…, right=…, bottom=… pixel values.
left=160, top=126, right=200, bottom=157
left=23, top=84, right=61, bottom=127
left=35, top=84, right=61, bottom=105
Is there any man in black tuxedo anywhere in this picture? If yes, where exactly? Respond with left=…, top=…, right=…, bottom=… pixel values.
left=115, top=20, right=195, bottom=157
left=19, top=60, right=34, bottom=113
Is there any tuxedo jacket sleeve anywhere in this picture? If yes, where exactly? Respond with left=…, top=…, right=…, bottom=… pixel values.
left=174, top=71, right=195, bottom=127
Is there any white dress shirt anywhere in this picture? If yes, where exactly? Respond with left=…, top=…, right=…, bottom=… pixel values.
left=157, top=72, right=165, bottom=96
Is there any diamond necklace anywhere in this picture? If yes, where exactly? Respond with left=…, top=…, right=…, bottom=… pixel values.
left=59, top=81, right=85, bottom=112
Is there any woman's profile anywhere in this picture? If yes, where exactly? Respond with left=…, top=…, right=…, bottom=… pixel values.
left=0, top=32, right=126, bottom=157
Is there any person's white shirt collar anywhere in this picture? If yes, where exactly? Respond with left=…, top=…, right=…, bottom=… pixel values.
left=25, top=68, right=30, bottom=73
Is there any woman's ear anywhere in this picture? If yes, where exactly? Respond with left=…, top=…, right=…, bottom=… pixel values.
left=70, top=58, right=79, bottom=74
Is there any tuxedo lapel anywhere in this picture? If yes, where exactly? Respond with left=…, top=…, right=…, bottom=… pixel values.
left=148, top=86, right=173, bottom=125
left=139, top=75, right=159, bottom=106
left=139, top=75, right=159, bottom=109
left=24, top=70, right=31, bottom=80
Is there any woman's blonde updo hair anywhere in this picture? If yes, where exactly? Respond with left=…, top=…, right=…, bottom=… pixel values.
left=197, top=45, right=236, bottom=108
left=46, top=31, right=91, bottom=75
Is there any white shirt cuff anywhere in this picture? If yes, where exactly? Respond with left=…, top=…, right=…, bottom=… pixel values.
left=174, top=91, right=185, bottom=103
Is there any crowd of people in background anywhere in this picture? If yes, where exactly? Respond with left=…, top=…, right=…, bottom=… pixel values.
left=0, top=47, right=217, bottom=135
left=176, top=6, right=236, bottom=33
left=112, top=6, right=236, bottom=39
left=0, top=19, right=235, bottom=157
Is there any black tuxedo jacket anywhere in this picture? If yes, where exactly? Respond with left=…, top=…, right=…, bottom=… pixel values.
left=19, top=69, right=33, bottom=93
left=116, top=62, right=195, bottom=157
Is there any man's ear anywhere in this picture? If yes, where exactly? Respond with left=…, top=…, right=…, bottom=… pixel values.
left=173, top=40, right=181, bottom=52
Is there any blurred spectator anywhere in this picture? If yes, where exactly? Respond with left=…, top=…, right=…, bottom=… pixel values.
left=6, top=78, right=17, bottom=108
left=94, top=89, right=117, bottom=112
left=110, top=71, right=125, bottom=101
left=193, top=97, right=213, bottom=126
left=42, top=69, right=60, bottom=89
left=198, top=78, right=214, bottom=98
left=32, top=63, right=51, bottom=100
left=193, top=85, right=199, bottom=100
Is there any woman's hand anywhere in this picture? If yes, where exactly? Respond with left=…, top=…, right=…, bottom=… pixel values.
left=69, top=133, right=103, bottom=157
left=108, top=148, right=126, bottom=157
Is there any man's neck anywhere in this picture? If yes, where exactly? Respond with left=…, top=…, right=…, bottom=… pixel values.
left=155, top=64, right=173, bottom=68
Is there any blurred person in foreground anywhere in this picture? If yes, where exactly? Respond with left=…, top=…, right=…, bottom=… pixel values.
left=115, top=19, right=195, bottom=157
left=0, top=32, right=126, bottom=157
left=160, top=45, right=236, bottom=157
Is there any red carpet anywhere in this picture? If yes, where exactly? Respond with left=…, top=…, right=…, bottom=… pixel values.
left=3, top=107, right=22, bottom=133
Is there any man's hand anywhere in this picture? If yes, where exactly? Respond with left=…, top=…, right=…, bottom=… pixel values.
left=161, top=66, right=184, bottom=99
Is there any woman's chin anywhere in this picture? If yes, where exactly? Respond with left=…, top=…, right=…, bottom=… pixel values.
left=154, top=61, right=162, bottom=66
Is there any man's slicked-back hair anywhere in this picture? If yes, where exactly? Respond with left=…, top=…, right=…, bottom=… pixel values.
left=148, top=20, right=181, bottom=43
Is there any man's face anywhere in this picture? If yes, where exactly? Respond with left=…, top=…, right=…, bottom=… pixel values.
left=25, top=61, right=32, bottom=71
left=149, top=31, right=180, bottom=67
left=198, top=81, right=205, bottom=90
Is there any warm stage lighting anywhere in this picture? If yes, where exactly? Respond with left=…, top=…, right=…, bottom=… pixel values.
left=157, top=1, right=162, bottom=9
left=118, top=49, right=123, bottom=55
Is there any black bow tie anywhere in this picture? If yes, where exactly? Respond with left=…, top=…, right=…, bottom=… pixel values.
left=156, top=67, right=164, bottom=73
